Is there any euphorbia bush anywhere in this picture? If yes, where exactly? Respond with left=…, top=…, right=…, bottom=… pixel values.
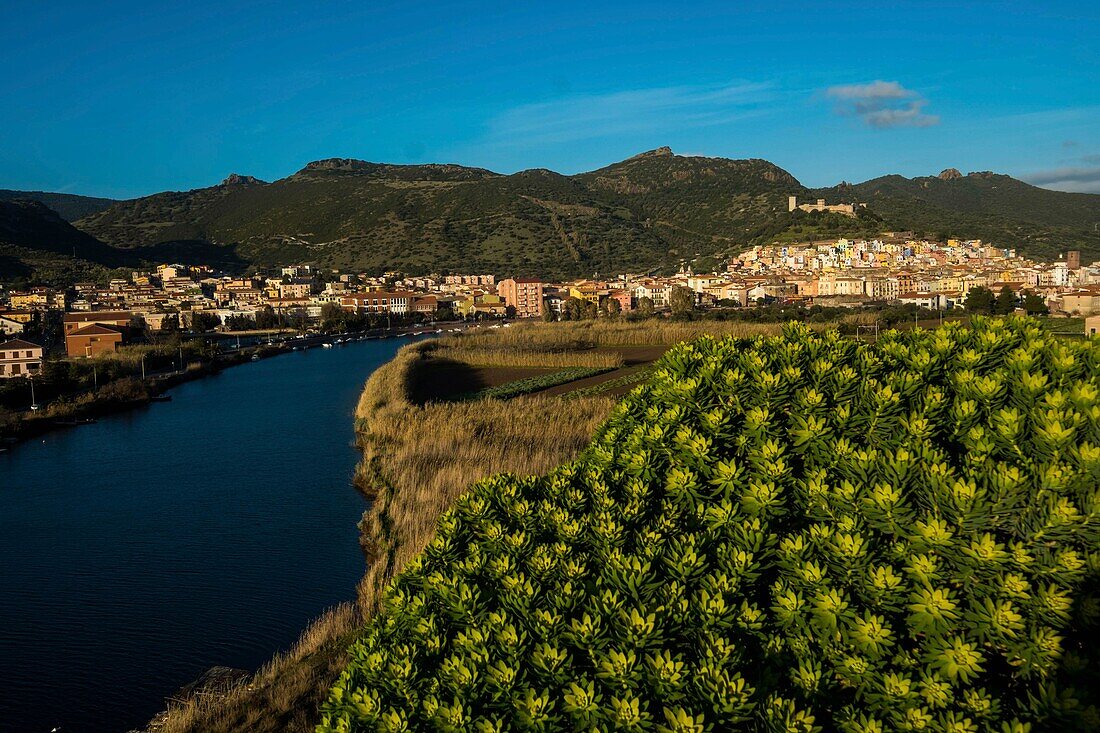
left=320, top=318, right=1099, bottom=732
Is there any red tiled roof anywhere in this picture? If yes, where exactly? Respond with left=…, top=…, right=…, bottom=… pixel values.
left=66, top=323, right=125, bottom=337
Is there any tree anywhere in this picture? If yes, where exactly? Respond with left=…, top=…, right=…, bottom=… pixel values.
left=224, top=314, right=257, bottom=331
left=994, top=285, right=1017, bottom=315
left=1022, top=290, right=1048, bottom=315
left=582, top=301, right=599, bottom=320
left=636, top=297, right=655, bottom=318
left=604, top=298, right=622, bottom=318
left=542, top=304, right=556, bottom=323
left=669, top=286, right=695, bottom=316
left=321, top=302, right=346, bottom=333
left=255, top=305, right=279, bottom=330
left=189, top=311, right=220, bottom=332
left=161, top=313, right=180, bottom=332
left=964, top=286, right=995, bottom=314
left=562, top=297, right=587, bottom=321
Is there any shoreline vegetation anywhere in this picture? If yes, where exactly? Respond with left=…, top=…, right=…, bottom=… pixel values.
left=0, top=323, right=457, bottom=451
left=149, top=318, right=785, bottom=732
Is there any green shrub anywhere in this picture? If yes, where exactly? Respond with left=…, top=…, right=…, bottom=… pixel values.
left=320, top=318, right=1099, bottom=732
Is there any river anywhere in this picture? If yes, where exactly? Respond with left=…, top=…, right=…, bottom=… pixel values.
left=0, top=336, right=425, bottom=733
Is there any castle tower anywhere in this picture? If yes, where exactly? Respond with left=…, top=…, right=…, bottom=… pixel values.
left=1067, top=250, right=1081, bottom=270
left=788, top=196, right=797, bottom=212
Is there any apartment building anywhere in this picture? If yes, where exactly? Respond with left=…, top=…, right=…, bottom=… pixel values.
left=497, top=278, right=544, bottom=318
left=339, top=291, right=415, bottom=315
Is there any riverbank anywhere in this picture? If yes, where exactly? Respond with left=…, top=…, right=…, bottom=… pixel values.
left=149, top=318, right=785, bottom=733
left=0, top=322, right=474, bottom=452
left=3, top=334, right=428, bottom=733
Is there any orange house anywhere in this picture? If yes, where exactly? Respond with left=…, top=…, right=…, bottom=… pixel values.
left=66, top=323, right=125, bottom=358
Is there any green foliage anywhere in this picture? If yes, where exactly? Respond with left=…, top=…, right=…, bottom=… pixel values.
left=321, top=318, right=1099, bottom=733
left=1023, top=292, right=1049, bottom=316
left=669, top=286, right=696, bottom=316
left=995, top=287, right=1018, bottom=316
left=966, top=287, right=996, bottom=315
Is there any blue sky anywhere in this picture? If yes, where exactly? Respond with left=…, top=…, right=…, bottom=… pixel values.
left=1, top=1, right=1097, bottom=199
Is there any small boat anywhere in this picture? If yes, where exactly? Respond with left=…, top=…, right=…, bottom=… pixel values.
left=322, top=342, right=334, bottom=348
left=251, top=354, right=260, bottom=361
left=150, top=395, right=172, bottom=403
left=56, top=417, right=97, bottom=426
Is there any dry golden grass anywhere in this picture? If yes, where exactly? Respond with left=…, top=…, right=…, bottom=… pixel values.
left=153, top=603, right=360, bottom=733
left=353, top=340, right=615, bottom=614
left=448, top=319, right=784, bottom=349
left=429, top=344, right=624, bottom=369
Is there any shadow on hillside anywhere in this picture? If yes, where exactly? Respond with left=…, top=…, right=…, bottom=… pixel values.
left=128, top=240, right=251, bottom=271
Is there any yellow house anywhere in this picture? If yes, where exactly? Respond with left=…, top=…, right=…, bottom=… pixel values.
left=455, top=293, right=506, bottom=318
left=10, top=291, right=49, bottom=309
left=567, top=282, right=602, bottom=304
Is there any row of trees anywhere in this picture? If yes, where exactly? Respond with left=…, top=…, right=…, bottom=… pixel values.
left=964, top=285, right=1047, bottom=315
left=544, top=289, right=695, bottom=323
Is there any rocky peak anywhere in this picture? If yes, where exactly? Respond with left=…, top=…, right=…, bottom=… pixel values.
left=221, top=173, right=265, bottom=186
left=303, top=158, right=375, bottom=172
left=630, top=146, right=674, bottom=160
left=938, top=168, right=963, bottom=181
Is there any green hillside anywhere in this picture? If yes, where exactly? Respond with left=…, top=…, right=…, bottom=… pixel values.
left=0, top=189, right=117, bottom=221
left=0, top=200, right=130, bottom=283
left=813, top=170, right=1100, bottom=260
left=3, top=150, right=1096, bottom=282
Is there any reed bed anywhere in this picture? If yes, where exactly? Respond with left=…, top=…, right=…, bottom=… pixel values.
left=353, top=341, right=615, bottom=615
left=428, top=344, right=624, bottom=369
left=153, top=604, right=361, bottom=733
left=446, top=318, right=784, bottom=349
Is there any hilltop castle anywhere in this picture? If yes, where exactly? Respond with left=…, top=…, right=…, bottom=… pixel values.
left=788, top=196, right=866, bottom=217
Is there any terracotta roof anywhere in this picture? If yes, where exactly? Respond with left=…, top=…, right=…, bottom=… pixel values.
left=0, top=338, right=41, bottom=350
left=66, top=323, right=125, bottom=337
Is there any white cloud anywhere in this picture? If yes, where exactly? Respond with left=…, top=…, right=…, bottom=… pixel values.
left=481, top=81, right=775, bottom=146
left=825, top=80, right=939, bottom=129
left=1024, top=165, right=1100, bottom=194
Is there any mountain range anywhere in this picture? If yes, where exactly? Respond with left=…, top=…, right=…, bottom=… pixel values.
left=1, top=147, right=1097, bottom=285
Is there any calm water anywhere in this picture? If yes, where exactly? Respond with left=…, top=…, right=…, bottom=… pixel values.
left=0, top=336, right=423, bottom=733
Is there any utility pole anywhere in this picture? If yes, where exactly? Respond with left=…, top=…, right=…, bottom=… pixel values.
left=29, top=376, right=36, bottom=408
left=141, top=356, right=146, bottom=381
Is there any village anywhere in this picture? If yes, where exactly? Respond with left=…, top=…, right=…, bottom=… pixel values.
left=1, top=233, right=1099, bottom=378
